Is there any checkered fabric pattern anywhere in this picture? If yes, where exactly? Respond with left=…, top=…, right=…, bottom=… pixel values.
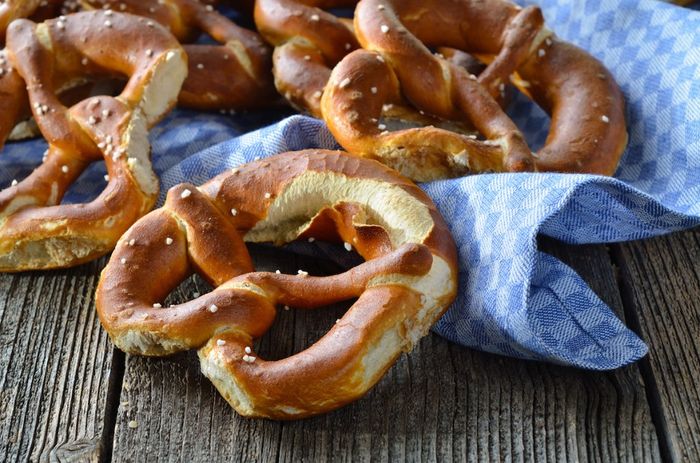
left=1, top=0, right=699, bottom=369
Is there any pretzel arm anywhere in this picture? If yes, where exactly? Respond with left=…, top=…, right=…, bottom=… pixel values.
left=477, top=5, right=545, bottom=101
left=0, top=148, right=90, bottom=216
left=237, top=242, right=432, bottom=308
left=450, top=63, right=533, bottom=172
left=164, top=183, right=254, bottom=285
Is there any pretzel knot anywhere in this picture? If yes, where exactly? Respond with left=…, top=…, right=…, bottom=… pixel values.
left=80, top=0, right=276, bottom=110
left=0, top=11, right=187, bottom=271
left=254, top=0, right=359, bottom=117
left=322, top=0, right=628, bottom=181
left=96, top=150, right=458, bottom=418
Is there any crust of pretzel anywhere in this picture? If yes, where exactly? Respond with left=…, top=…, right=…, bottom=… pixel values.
left=96, top=149, right=458, bottom=418
left=322, top=0, right=627, bottom=180
left=254, top=0, right=359, bottom=117
left=0, top=12, right=187, bottom=271
left=0, top=0, right=44, bottom=43
left=80, top=0, right=277, bottom=110
left=0, top=0, right=64, bottom=146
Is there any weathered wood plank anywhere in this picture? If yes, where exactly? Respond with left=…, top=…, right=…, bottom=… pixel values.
left=614, top=228, right=700, bottom=462
left=0, top=258, right=115, bottom=462
left=111, top=241, right=659, bottom=462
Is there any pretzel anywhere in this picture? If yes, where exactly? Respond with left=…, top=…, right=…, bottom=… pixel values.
left=254, top=0, right=359, bottom=117
left=96, top=149, right=458, bottom=419
left=80, top=0, right=277, bottom=110
left=0, top=11, right=187, bottom=271
left=322, top=0, right=628, bottom=181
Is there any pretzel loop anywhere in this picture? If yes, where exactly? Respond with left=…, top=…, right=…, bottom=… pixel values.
left=0, top=12, right=187, bottom=271
left=96, top=150, right=458, bottom=418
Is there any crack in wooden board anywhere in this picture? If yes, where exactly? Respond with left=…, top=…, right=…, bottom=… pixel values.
left=0, top=258, right=113, bottom=462
left=615, top=228, right=700, bottom=462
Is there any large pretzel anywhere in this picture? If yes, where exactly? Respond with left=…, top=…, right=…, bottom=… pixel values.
left=0, top=11, right=187, bottom=271
left=96, top=150, right=458, bottom=419
left=322, top=0, right=628, bottom=181
left=80, top=0, right=277, bottom=111
left=254, top=0, right=359, bottom=117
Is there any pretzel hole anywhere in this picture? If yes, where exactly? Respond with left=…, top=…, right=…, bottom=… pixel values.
left=271, top=241, right=360, bottom=360
left=378, top=103, right=479, bottom=138
left=0, top=138, right=103, bottom=205
left=503, top=84, right=551, bottom=151
left=156, top=242, right=356, bottom=362
left=433, top=48, right=552, bottom=149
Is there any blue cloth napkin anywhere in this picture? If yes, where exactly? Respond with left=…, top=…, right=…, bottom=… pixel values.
left=2, top=0, right=700, bottom=370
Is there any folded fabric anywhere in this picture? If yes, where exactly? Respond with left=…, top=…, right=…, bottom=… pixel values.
left=2, top=0, right=699, bottom=369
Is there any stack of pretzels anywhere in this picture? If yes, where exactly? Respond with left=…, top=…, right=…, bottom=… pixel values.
left=0, top=0, right=628, bottom=418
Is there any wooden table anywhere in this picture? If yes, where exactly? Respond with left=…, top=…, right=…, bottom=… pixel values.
left=1, top=225, right=699, bottom=462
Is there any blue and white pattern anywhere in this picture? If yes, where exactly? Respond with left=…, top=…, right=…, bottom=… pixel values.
left=1, top=0, right=699, bottom=369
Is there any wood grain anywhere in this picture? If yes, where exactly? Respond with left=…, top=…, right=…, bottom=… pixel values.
left=0, top=258, right=115, bottom=462
left=615, top=228, right=700, bottom=462
left=110, top=242, right=660, bottom=462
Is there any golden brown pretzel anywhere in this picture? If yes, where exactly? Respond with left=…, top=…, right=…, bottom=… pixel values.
left=254, top=0, right=359, bottom=117
left=96, top=149, right=458, bottom=419
left=0, top=11, right=187, bottom=271
left=322, top=0, right=628, bottom=181
left=80, top=0, right=277, bottom=110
